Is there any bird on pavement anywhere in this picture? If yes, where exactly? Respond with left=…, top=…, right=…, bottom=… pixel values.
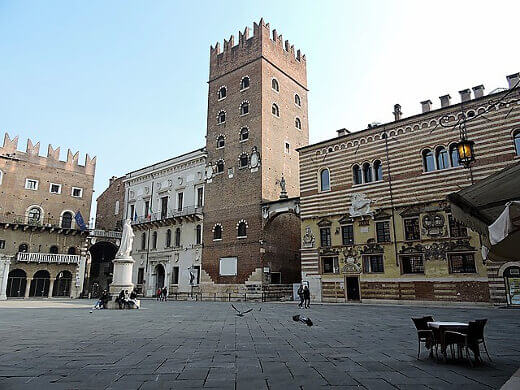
left=231, top=304, right=253, bottom=317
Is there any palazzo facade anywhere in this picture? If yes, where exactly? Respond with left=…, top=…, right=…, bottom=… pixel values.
left=298, top=73, right=520, bottom=304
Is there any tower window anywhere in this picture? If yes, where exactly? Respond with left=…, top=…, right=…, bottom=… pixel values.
left=240, top=76, right=250, bottom=90
left=422, top=149, right=435, bottom=172
left=239, top=127, right=249, bottom=141
left=237, top=221, right=247, bottom=238
left=320, top=168, right=330, bottom=192
left=295, top=117, right=302, bottom=130
left=363, top=162, right=372, bottom=183
left=436, top=147, right=449, bottom=170
left=239, top=154, right=248, bottom=168
left=352, top=165, right=362, bottom=185
left=272, top=78, right=279, bottom=92
left=216, top=160, right=225, bottom=173
left=61, top=212, right=73, bottom=229
left=217, top=110, right=226, bottom=124
left=217, top=135, right=225, bottom=149
left=373, top=160, right=383, bottom=181
left=295, top=94, right=301, bottom=106
left=272, top=103, right=280, bottom=117
left=217, top=86, right=227, bottom=100
left=240, top=101, right=249, bottom=116
left=213, top=224, right=222, bottom=240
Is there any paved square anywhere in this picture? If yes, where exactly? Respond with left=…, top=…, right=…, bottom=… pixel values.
left=0, top=300, right=518, bottom=389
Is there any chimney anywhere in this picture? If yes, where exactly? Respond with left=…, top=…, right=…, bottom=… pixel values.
left=459, top=89, right=472, bottom=103
left=336, top=128, right=350, bottom=137
left=472, top=85, right=485, bottom=99
left=420, top=100, right=432, bottom=113
left=393, top=104, right=402, bottom=121
left=439, top=94, right=451, bottom=108
left=109, top=176, right=118, bottom=186
left=506, top=73, right=520, bottom=89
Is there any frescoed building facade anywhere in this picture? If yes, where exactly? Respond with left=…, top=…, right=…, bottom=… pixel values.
left=298, top=73, right=520, bottom=304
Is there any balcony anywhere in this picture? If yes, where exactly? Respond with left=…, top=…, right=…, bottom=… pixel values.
left=16, top=252, right=82, bottom=264
left=0, top=213, right=87, bottom=234
left=88, top=229, right=122, bottom=239
left=131, top=206, right=203, bottom=228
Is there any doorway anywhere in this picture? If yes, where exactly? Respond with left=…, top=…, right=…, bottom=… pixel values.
left=504, top=266, right=520, bottom=306
left=345, top=276, right=360, bottom=301
left=155, top=264, right=165, bottom=291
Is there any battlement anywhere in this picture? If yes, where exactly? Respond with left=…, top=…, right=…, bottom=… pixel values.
left=0, top=132, right=96, bottom=175
left=209, top=18, right=307, bottom=87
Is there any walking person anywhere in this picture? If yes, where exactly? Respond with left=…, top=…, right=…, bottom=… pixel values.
left=156, top=287, right=162, bottom=301
left=303, top=285, right=311, bottom=309
left=297, top=284, right=304, bottom=308
left=162, top=286, right=167, bottom=302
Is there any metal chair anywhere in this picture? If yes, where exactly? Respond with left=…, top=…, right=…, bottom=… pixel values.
left=411, top=316, right=436, bottom=359
left=444, top=319, right=490, bottom=366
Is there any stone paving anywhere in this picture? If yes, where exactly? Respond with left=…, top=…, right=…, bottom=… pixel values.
left=0, top=300, right=519, bottom=390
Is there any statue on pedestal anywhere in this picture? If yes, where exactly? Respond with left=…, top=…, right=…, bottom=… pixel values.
left=117, top=219, right=135, bottom=258
left=109, top=219, right=137, bottom=307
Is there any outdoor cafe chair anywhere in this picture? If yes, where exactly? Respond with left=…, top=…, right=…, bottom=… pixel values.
left=444, top=319, right=490, bottom=366
left=411, top=316, right=437, bottom=359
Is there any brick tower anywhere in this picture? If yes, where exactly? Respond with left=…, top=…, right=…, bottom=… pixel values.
left=201, top=19, right=309, bottom=292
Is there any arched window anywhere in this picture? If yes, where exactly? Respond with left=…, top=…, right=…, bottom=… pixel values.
left=217, top=135, right=225, bottom=148
left=217, top=86, right=227, bottom=100
left=294, top=94, right=301, bottom=106
left=175, top=228, right=181, bottom=247
left=166, top=229, right=172, bottom=247
left=213, top=224, right=222, bottom=240
left=240, top=76, right=250, bottom=90
left=196, top=225, right=202, bottom=244
left=216, top=160, right=224, bottom=173
left=68, top=247, right=76, bottom=255
left=18, top=243, right=29, bottom=253
left=239, top=127, right=249, bottom=141
left=373, top=160, right=383, bottom=181
left=152, top=231, right=157, bottom=249
left=239, top=154, right=248, bottom=168
left=217, top=110, right=226, bottom=124
left=423, top=149, right=435, bottom=172
left=240, top=101, right=249, bottom=115
left=272, top=78, right=279, bottom=92
left=61, top=212, right=73, bottom=229
left=436, top=147, right=449, bottom=170
left=514, top=129, right=520, bottom=156
left=27, top=207, right=42, bottom=224
left=237, top=221, right=247, bottom=237
left=50, top=245, right=59, bottom=254
left=450, top=144, right=460, bottom=167
left=363, top=162, right=373, bottom=183
left=295, top=117, right=302, bottom=130
left=272, top=103, right=279, bottom=117
left=141, top=232, right=146, bottom=250
left=352, top=165, right=362, bottom=185
left=320, top=169, right=330, bottom=191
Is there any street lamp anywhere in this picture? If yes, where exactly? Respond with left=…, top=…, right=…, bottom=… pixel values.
left=455, top=137, right=475, bottom=168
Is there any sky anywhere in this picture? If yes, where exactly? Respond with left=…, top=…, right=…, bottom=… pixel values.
left=1, top=0, right=519, bottom=223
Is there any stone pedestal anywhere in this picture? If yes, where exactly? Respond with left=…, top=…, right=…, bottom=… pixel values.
left=109, top=255, right=135, bottom=297
left=0, top=256, right=10, bottom=300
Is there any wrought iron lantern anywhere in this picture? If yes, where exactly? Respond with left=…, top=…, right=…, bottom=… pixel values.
left=455, top=137, right=475, bottom=168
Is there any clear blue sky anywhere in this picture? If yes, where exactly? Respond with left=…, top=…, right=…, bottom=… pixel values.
left=1, top=1, right=518, bottom=223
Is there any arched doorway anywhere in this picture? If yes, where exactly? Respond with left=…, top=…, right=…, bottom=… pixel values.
left=30, top=270, right=51, bottom=297
left=87, top=241, right=118, bottom=297
left=7, top=269, right=27, bottom=297
left=154, top=264, right=165, bottom=292
left=53, top=270, right=73, bottom=297
left=504, top=266, right=520, bottom=306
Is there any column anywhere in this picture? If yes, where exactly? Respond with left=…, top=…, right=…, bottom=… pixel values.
left=0, top=257, right=10, bottom=300
left=48, top=278, right=56, bottom=298
left=25, top=278, right=32, bottom=298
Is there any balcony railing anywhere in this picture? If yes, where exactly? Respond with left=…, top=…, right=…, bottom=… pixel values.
left=89, top=229, right=122, bottom=239
left=16, top=252, right=82, bottom=264
left=0, top=214, right=87, bottom=230
left=131, top=206, right=203, bottom=225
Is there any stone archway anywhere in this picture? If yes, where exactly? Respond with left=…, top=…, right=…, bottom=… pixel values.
left=53, top=270, right=73, bottom=297
left=87, top=241, right=118, bottom=297
left=154, top=264, right=166, bottom=292
left=30, top=270, right=51, bottom=297
left=7, top=269, right=26, bottom=298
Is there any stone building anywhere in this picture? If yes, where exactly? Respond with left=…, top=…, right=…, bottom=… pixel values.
left=124, top=149, right=206, bottom=296
left=0, top=133, right=95, bottom=299
left=201, top=19, right=306, bottom=294
left=298, top=73, right=520, bottom=304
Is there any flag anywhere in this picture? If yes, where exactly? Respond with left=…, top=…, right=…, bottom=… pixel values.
left=74, top=211, right=87, bottom=231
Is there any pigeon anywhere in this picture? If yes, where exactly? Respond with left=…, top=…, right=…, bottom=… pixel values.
left=292, top=314, right=313, bottom=326
left=231, top=304, right=253, bottom=317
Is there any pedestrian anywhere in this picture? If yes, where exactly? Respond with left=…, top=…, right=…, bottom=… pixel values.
left=128, top=289, right=139, bottom=309
left=156, top=287, right=162, bottom=301
left=297, top=284, right=304, bottom=308
left=303, top=285, right=311, bottom=309
left=162, top=286, right=167, bottom=302
left=116, top=289, right=126, bottom=309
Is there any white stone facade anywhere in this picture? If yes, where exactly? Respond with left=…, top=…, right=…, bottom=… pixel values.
left=124, top=148, right=206, bottom=296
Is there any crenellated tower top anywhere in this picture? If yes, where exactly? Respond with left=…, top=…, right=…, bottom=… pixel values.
left=0, top=132, right=96, bottom=176
left=209, top=18, right=307, bottom=88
